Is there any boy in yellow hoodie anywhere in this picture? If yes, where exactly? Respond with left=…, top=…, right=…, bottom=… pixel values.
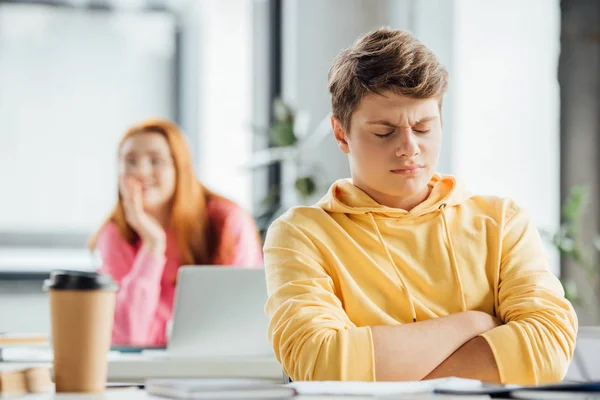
left=263, top=28, right=577, bottom=385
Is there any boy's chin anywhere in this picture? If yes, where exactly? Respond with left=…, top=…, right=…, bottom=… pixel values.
left=386, top=178, right=429, bottom=197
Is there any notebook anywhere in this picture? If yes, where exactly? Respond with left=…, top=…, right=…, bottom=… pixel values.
left=145, top=378, right=297, bottom=399
left=0, top=333, right=48, bottom=347
left=0, top=334, right=50, bottom=363
left=287, top=377, right=483, bottom=396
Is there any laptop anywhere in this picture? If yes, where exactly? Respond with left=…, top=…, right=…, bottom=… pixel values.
left=166, top=266, right=274, bottom=359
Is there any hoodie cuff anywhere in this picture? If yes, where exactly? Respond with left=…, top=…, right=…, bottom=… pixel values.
left=481, top=323, right=536, bottom=384
left=345, top=326, right=375, bottom=381
left=337, top=326, right=376, bottom=381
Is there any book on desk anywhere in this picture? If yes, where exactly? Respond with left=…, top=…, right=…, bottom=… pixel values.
left=145, top=377, right=484, bottom=398
left=0, top=333, right=50, bottom=364
left=145, top=378, right=296, bottom=399
left=0, top=333, right=48, bottom=347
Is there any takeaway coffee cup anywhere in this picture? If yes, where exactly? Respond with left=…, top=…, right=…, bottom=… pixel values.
left=43, top=270, right=118, bottom=393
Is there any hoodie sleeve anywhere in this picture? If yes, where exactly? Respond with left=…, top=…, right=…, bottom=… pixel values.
left=96, top=223, right=167, bottom=346
left=481, top=202, right=578, bottom=385
left=264, top=217, right=375, bottom=381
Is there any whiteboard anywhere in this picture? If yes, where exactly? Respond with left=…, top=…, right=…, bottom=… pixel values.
left=0, top=3, right=178, bottom=238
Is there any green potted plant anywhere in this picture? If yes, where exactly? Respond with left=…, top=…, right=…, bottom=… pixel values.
left=543, top=185, right=600, bottom=323
left=250, top=98, right=325, bottom=236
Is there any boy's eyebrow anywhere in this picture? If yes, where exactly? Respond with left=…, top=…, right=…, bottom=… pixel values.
left=414, top=116, right=438, bottom=124
left=366, top=115, right=438, bottom=127
left=365, top=120, right=398, bottom=128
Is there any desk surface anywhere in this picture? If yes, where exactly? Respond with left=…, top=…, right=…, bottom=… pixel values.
left=1, top=351, right=284, bottom=383
left=4, top=327, right=598, bottom=398
left=108, top=353, right=283, bottom=382
left=18, top=389, right=491, bottom=399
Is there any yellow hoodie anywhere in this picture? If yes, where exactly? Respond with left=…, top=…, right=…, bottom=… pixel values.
left=264, top=174, right=577, bottom=385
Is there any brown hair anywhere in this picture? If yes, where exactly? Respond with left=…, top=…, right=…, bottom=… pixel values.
left=89, top=118, right=227, bottom=266
left=328, top=27, right=449, bottom=129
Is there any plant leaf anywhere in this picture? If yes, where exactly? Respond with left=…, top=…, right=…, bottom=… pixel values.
left=273, top=98, right=293, bottom=122
left=561, top=279, right=582, bottom=306
left=260, top=185, right=281, bottom=208
left=562, top=185, right=588, bottom=221
left=269, top=120, right=297, bottom=147
left=594, top=235, right=600, bottom=253
left=295, top=176, right=317, bottom=198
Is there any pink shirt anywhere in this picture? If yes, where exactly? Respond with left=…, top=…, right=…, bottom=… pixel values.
left=96, top=197, right=263, bottom=347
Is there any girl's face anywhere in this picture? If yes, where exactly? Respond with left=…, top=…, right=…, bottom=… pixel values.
left=118, top=132, right=176, bottom=211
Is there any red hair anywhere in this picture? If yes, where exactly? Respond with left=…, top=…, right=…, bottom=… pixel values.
left=90, top=118, right=219, bottom=265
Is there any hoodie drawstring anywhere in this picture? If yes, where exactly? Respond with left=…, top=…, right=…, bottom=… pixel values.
left=438, top=204, right=468, bottom=312
left=368, top=212, right=418, bottom=323
left=367, top=206, right=469, bottom=323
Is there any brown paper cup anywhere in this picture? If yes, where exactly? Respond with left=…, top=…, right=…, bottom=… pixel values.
left=44, top=270, right=118, bottom=393
left=24, top=367, right=53, bottom=393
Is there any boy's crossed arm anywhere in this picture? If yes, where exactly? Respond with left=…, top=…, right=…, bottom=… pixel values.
left=372, top=311, right=500, bottom=381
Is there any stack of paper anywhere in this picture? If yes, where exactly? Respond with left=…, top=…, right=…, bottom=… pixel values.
left=288, top=377, right=484, bottom=396
left=0, top=333, right=50, bottom=363
left=146, top=378, right=297, bottom=399
left=0, top=333, right=48, bottom=347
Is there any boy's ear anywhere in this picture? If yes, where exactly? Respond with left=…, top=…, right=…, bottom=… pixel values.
left=331, top=116, right=349, bottom=154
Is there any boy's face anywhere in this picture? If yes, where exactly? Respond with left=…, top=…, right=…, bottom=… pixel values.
left=332, top=91, right=442, bottom=205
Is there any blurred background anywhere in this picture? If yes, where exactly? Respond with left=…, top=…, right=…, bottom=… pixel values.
left=0, top=0, right=599, bottom=331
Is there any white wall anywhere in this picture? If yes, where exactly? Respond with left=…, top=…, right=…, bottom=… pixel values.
left=195, top=0, right=254, bottom=212
left=451, top=0, right=561, bottom=272
left=0, top=4, right=176, bottom=233
left=0, top=281, right=49, bottom=334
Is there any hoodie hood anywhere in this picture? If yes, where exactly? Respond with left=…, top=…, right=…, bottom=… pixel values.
left=317, top=173, right=471, bottom=322
left=317, top=173, right=471, bottom=217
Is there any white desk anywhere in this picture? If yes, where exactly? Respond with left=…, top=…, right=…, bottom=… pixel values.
left=5, top=327, right=599, bottom=398
left=16, top=389, right=490, bottom=399
left=107, top=354, right=283, bottom=382
left=0, top=352, right=284, bottom=383
left=0, top=392, right=360, bottom=400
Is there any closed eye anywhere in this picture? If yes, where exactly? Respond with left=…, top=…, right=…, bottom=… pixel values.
left=375, top=131, right=394, bottom=139
left=413, top=129, right=430, bottom=134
